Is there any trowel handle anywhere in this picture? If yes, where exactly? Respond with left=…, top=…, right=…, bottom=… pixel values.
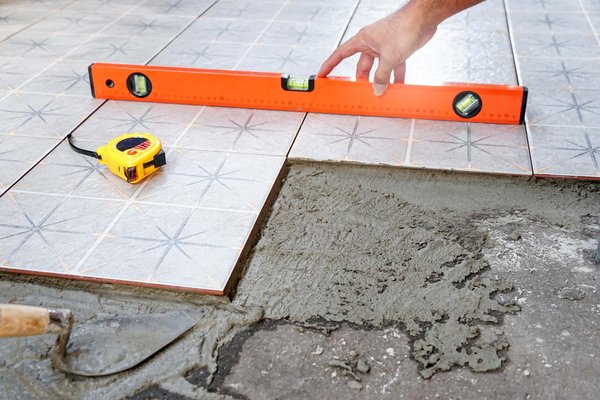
left=0, top=304, right=73, bottom=338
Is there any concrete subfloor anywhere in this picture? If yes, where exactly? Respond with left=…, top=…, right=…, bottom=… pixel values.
left=0, top=162, right=599, bottom=400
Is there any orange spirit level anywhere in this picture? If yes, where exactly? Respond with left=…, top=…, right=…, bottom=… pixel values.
left=88, top=63, right=528, bottom=125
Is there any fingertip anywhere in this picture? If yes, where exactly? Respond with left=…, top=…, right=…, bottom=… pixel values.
left=373, top=83, right=387, bottom=96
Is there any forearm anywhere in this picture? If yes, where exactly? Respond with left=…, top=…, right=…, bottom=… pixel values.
left=398, top=0, right=484, bottom=27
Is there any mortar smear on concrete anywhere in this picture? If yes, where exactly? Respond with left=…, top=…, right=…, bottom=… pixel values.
left=235, top=165, right=520, bottom=378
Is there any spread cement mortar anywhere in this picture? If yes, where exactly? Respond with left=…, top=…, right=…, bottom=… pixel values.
left=235, top=165, right=523, bottom=379
left=0, top=162, right=598, bottom=399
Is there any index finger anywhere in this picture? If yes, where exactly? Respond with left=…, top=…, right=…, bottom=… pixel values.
left=317, top=36, right=362, bottom=77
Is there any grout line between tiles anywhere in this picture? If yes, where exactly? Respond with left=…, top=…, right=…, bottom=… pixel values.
left=10, top=188, right=261, bottom=213
left=502, top=0, right=534, bottom=177
left=285, top=113, right=309, bottom=158
left=578, top=0, right=600, bottom=46
left=333, top=0, right=363, bottom=47
left=404, top=119, right=415, bottom=165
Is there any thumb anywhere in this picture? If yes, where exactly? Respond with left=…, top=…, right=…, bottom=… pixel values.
left=373, top=58, right=395, bottom=96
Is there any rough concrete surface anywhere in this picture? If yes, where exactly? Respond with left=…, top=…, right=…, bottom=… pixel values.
left=1, top=162, right=599, bottom=399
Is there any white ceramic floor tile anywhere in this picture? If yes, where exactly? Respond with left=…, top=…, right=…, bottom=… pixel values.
left=0, top=191, right=124, bottom=274
left=0, top=135, right=60, bottom=192
left=0, top=93, right=101, bottom=138
left=0, top=9, right=48, bottom=34
left=0, top=31, right=91, bottom=59
left=176, top=17, right=266, bottom=44
left=63, top=0, right=144, bottom=15
left=0, top=56, right=50, bottom=91
left=512, top=32, right=600, bottom=59
left=509, top=11, right=594, bottom=36
left=133, top=0, right=218, bottom=17
left=236, top=44, right=331, bottom=74
left=65, top=34, right=170, bottom=64
left=178, top=108, right=304, bottom=155
left=525, top=86, right=600, bottom=127
left=27, top=11, right=120, bottom=35
left=259, top=21, right=342, bottom=47
left=204, top=0, right=285, bottom=20
left=289, top=114, right=411, bottom=165
left=13, top=141, right=139, bottom=200
left=150, top=40, right=251, bottom=69
left=19, top=60, right=94, bottom=96
left=508, top=0, right=600, bottom=179
left=527, top=125, right=600, bottom=179
left=274, top=2, right=353, bottom=24
left=135, top=150, right=285, bottom=210
left=69, top=101, right=201, bottom=147
left=516, top=57, right=600, bottom=91
left=506, top=0, right=583, bottom=13
left=108, top=14, right=194, bottom=39
left=409, top=121, right=532, bottom=175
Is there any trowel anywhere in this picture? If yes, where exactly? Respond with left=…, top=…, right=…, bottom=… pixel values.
left=0, top=304, right=196, bottom=376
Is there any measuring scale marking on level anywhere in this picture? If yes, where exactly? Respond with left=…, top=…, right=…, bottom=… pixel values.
left=89, top=63, right=528, bottom=125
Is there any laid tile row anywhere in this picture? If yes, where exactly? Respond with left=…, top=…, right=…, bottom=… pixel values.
left=506, top=0, right=600, bottom=179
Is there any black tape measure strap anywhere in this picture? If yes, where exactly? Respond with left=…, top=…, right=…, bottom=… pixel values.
left=67, top=134, right=101, bottom=160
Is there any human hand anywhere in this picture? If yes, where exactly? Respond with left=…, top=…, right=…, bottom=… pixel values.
left=317, top=3, right=439, bottom=96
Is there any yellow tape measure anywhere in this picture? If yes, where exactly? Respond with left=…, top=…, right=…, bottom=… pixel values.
left=67, top=132, right=166, bottom=183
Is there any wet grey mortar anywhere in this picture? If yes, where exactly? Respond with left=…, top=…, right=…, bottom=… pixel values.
left=0, top=162, right=599, bottom=399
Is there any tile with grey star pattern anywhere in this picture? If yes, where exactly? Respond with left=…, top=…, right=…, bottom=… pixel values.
left=0, top=31, right=91, bottom=59
left=0, top=92, right=101, bottom=138
left=19, top=60, right=95, bottom=96
left=409, top=121, right=532, bottom=175
left=108, top=14, right=194, bottom=39
left=0, top=134, right=60, bottom=193
left=69, top=100, right=201, bottom=146
left=0, top=191, right=123, bottom=274
left=63, top=0, right=145, bottom=15
left=0, top=56, right=50, bottom=92
left=65, top=34, right=169, bottom=64
left=528, top=125, right=600, bottom=179
left=289, top=114, right=411, bottom=165
left=150, top=40, right=251, bottom=69
left=132, top=0, right=218, bottom=17
left=176, top=18, right=266, bottom=44
left=27, top=11, right=120, bottom=35
left=179, top=108, right=304, bottom=155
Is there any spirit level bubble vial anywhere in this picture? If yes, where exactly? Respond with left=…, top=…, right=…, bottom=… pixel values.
left=89, top=63, right=528, bottom=125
